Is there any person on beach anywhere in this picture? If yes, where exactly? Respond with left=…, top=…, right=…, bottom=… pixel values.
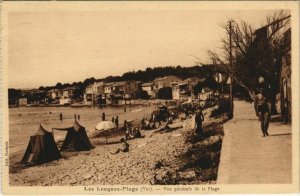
left=141, top=118, right=145, bottom=129
left=123, top=120, right=128, bottom=129
left=115, top=116, right=119, bottom=129
left=185, top=109, right=189, bottom=119
left=254, top=76, right=271, bottom=137
left=112, top=116, right=115, bottom=123
left=60, top=113, right=63, bottom=121
left=111, top=138, right=129, bottom=154
left=282, top=97, right=289, bottom=124
left=102, top=112, right=105, bottom=121
left=194, top=108, right=204, bottom=137
left=133, top=127, right=142, bottom=138
left=255, top=88, right=271, bottom=137
left=78, top=114, right=80, bottom=120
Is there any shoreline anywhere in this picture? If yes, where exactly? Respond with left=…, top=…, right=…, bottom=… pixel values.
left=8, top=104, right=157, bottom=161
left=9, top=99, right=171, bottom=109
left=9, top=105, right=228, bottom=186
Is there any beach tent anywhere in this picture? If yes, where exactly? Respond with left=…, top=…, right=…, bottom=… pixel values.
left=53, top=120, right=94, bottom=151
left=21, top=125, right=61, bottom=165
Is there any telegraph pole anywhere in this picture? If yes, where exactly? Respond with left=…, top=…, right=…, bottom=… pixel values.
left=228, top=20, right=234, bottom=119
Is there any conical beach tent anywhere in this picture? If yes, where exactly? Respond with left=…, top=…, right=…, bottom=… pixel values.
left=53, top=120, right=94, bottom=151
left=21, top=125, right=61, bottom=165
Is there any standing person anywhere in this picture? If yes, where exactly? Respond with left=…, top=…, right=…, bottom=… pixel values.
left=141, top=118, right=145, bottom=129
left=102, top=112, right=105, bottom=121
left=78, top=114, right=80, bottom=121
left=124, top=107, right=126, bottom=113
left=282, top=98, right=289, bottom=124
left=185, top=109, right=189, bottom=119
left=74, top=114, right=77, bottom=120
left=194, top=108, right=204, bottom=137
left=60, top=113, right=63, bottom=121
left=115, top=116, right=119, bottom=130
left=112, top=116, right=115, bottom=123
left=256, top=76, right=271, bottom=116
left=255, top=88, right=271, bottom=137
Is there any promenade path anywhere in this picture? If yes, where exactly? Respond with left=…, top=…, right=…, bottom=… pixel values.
left=217, top=101, right=292, bottom=184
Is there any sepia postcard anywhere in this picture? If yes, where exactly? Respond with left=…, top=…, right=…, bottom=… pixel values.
left=1, top=1, right=299, bottom=195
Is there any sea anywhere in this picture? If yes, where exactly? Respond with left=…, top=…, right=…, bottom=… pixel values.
left=8, top=104, right=156, bottom=162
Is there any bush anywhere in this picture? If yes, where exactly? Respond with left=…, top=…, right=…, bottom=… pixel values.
left=157, top=87, right=172, bottom=100
left=210, top=99, right=231, bottom=118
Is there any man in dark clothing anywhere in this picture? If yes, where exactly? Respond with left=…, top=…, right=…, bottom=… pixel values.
left=255, top=89, right=271, bottom=137
left=195, top=109, right=204, bottom=136
left=60, top=113, right=63, bottom=121
left=254, top=77, right=271, bottom=137
left=102, top=112, right=105, bottom=121
left=115, top=116, right=119, bottom=129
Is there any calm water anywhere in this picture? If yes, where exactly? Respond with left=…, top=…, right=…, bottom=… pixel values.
left=9, top=105, right=156, bottom=157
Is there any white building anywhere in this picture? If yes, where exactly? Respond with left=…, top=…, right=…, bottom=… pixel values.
left=48, top=89, right=60, bottom=100
left=172, top=82, right=190, bottom=100
left=60, top=86, right=77, bottom=105
left=141, top=82, right=155, bottom=98
left=18, top=98, right=28, bottom=106
left=84, top=82, right=104, bottom=105
left=59, top=97, right=71, bottom=105
left=198, top=87, right=213, bottom=101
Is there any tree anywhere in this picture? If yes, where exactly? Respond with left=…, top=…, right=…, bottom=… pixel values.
left=202, top=76, right=220, bottom=90
left=157, top=87, right=172, bottom=100
left=193, top=82, right=203, bottom=96
left=207, top=10, right=291, bottom=104
left=55, top=82, right=63, bottom=90
left=137, top=89, right=151, bottom=100
left=38, top=86, right=45, bottom=91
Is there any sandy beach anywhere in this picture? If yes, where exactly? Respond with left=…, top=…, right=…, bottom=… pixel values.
left=9, top=104, right=156, bottom=161
left=9, top=105, right=227, bottom=185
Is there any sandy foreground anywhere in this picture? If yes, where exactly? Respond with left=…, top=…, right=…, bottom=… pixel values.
left=9, top=107, right=226, bottom=186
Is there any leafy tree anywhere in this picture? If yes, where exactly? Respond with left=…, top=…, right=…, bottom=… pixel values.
left=207, top=10, right=290, bottom=106
left=55, top=82, right=63, bottom=90
left=38, top=86, right=45, bottom=91
left=202, top=76, right=220, bottom=90
left=193, top=82, right=203, bottom=96
left=157, top=87, right=172, bottom=100
left=137, top=89, right=151, bottom=100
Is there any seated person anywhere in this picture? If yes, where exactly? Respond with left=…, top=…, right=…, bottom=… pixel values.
left=125, top=125, right=134, bottom=139
left=112, top=138, right=129, bottom=154
left=167, top=116, right=173, bottom=124
left=133, top=127, right=142, bottom=138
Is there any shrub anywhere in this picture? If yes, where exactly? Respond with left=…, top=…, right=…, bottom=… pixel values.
left=210, top=99, right=231, bottom=117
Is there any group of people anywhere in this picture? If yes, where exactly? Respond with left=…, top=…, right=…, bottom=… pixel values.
left=124, top=120, right=142, bottom=140
left=74, top=114, right=80, bottom=120
left=59, top=113, right=80, bottom=121
left=101, top=112, right=120, bottom=130
left=111, top=116, right=119, bottom=129
left=141, top=113, right=161, bottom=130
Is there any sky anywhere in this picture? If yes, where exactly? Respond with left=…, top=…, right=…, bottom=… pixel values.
left=7, top=6, right=279, bottom=89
